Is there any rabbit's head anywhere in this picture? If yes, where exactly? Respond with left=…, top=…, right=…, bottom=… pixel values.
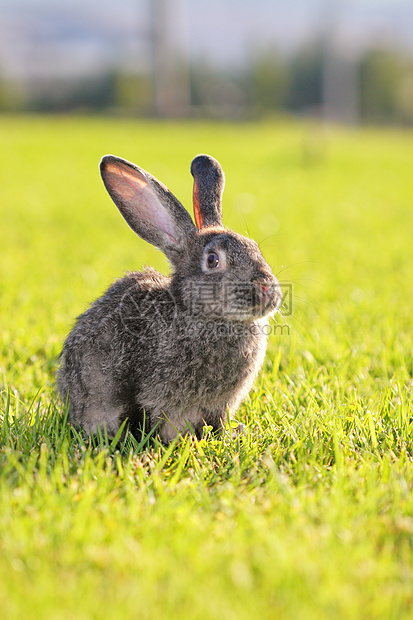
left=100, top=154, right=281, bottom=322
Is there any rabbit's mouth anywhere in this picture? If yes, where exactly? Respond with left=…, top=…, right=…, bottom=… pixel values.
left=215, top=279, right=282, bottom=321
left=221, top=281, right=281, bottom=321
left=253, top=280, right=282, bottom=318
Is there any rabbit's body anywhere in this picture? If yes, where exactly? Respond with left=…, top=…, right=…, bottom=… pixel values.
left=58, top=155, right=281, bottom=442
left=59, top=268, right=268, bottom=442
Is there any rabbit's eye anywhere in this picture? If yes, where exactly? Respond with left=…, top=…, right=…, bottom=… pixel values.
left=206, top=252, right=219, bottom=269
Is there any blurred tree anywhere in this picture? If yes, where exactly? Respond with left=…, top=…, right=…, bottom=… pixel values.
left=190, top=61, right=247, bottom=117
left=398, top=66, right=413, bottom=125
left=360, top=49, right=407, bottom=123
left=286, top=45, right=323, bottom=113
left=115, top=73, right=153, bottom=115
left=29, top=74, right=117, bottom=112
left=247, top=49, right=289, bottom=112
left=0, top=76, right=26, bottom=111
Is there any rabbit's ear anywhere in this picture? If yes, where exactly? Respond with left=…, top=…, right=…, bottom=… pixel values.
left=100, top=155, right=196, bottom=258
left=190, top=154, right=225, bottom=229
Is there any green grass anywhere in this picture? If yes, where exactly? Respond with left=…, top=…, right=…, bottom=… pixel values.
left=0, top=115, right=412, bottom=619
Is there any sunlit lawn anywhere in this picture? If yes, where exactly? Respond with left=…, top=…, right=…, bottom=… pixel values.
left=0, top=115, right=412, bottom=619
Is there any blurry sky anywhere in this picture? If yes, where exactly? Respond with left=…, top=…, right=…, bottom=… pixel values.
left=1, top=0, right=413, bottom=79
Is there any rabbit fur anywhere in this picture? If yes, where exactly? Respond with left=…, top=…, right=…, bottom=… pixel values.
left=57, top=154, right=281, bottom=443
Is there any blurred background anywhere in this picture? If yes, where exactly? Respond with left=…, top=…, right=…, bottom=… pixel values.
left=1, top=0, right=413, bottom=124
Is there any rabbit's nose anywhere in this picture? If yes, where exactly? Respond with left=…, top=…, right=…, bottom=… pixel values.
left=257, top=282, right=270, bottom=293
left=256, top=280, right=275, bottom=302
left=256, top=278, right=283, bottom=313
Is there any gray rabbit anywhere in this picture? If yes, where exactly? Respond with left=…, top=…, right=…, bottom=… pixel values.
left=57, top=154, right=282, bottom=443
